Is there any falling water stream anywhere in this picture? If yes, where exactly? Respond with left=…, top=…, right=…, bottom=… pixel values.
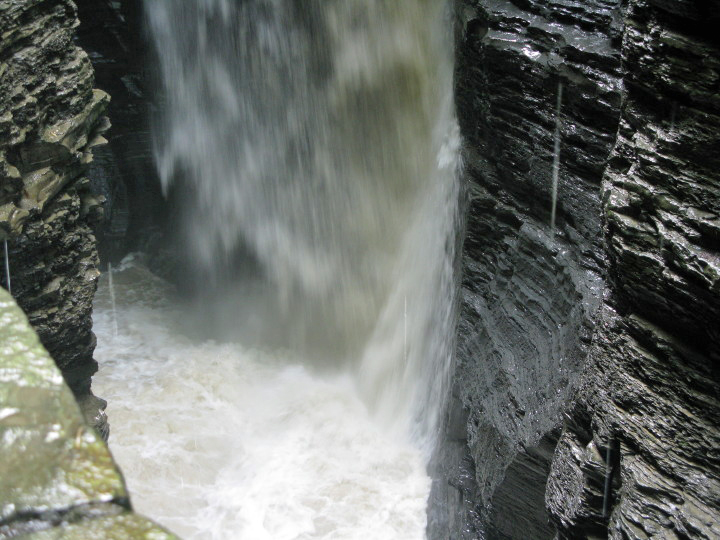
left=94, top=1, right=459, bottom=538
left=107, top=262, right=118, bottom=337
left=3, top=239, right=11, bottom=295
left=550, top=81, right=563, bottom=234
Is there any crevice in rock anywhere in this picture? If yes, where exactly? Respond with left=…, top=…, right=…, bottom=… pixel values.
left=0, top=500, right=130, bottom=538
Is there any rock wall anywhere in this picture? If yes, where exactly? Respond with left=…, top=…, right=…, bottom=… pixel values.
left=446, top=0, right=720, bottom=538
left=441, top=0, right=623, bottom=537
left=546, top=1, right=720, bottom=538
left=0, top=0, right=108, bottom=433
left=0, top=288, right=173, bottom=538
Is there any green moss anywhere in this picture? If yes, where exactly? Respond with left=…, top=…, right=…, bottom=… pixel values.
left=0, top=289, right=173, bottom=537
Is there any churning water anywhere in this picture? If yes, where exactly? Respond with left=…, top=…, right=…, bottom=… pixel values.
left=94, top=259, right=431, bottom=539
left=94, top=1, right=459, bottom=538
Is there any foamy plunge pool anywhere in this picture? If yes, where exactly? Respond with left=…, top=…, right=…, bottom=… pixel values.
left=93, top=259, right=430, bottom=540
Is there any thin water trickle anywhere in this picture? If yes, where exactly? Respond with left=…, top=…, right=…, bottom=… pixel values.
left=669, top=101, right=678, bottom=133
left=3, top=239, right=11, bottom=295
left=602, top=438, right=616, bottom=518
left=550, top=81, right=563, bottom=235
left=107, top=262, right=118, bottom=337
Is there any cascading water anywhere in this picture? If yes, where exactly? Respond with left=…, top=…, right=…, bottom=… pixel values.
left=94, top=1, right=459, bottom=538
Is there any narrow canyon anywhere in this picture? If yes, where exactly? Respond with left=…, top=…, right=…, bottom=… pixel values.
left=1, top=1, right=718, bottom=539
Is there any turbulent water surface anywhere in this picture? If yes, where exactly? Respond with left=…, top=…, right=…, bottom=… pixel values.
left=94, top=260, right=430, bottom=539
left=95, top=0, right=459, bottom=538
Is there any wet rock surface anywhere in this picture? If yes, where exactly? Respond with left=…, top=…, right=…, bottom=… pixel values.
left=0, top=289, right=173, bottom=538
left=443, top=0, right=720, bottom=538
left=437, top=0, right=623, bottom=537
left=546, top=1, right=720, bottom=538
left=0, top=0, right=108, bottom=431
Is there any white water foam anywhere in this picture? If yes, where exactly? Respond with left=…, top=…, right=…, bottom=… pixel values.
left=93, top=259, right=431, bottom=540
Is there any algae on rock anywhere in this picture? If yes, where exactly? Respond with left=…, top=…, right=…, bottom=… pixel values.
left=0, top=288, right=174, bottom=538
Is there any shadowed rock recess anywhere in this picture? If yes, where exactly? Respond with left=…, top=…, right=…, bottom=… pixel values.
left=72, top=0, right=164, bottom=263
left=440, top=0, right=720, bottom=538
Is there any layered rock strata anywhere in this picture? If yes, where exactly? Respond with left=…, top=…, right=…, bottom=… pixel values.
left=0, top=288, right=173, bottom=538
left=444, top=0, right=720, bottom=538
left=439, top=1, right=624, bottom=537
left=546, top=1, right=720, bottom=538
left=0, top=0, right=109, bottom=433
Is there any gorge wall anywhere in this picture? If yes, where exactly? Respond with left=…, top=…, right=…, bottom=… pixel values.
left=439, top=0, right=624, bottom=536
left=0, top=0, right=109, bottom=435
left=0, top=2, right=172, bottom=536
left=546, top=1, right=720, bottom=538
left=447, top=0, right=720, bottom=538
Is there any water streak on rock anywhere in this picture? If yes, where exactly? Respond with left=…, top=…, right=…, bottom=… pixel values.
left=107, top=262, right=118, bottom=337
left=550, top=81, right=563, bottom=234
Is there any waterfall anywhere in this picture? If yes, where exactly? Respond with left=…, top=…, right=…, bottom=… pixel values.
left=147, top=0, right=459, bottom=455
left=94, top=1, right=460, bottom=537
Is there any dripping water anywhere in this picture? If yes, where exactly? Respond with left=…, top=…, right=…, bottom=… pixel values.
left=602, top=439, right=614, bottom=518
left=3, top=239, right=10, bottom=295
left=96, top=1, right=460, bottom=538
left=669, top=101, right=678, bottom=133
left=107, top=262, right=118, bottom=337
left=550, top=81, right=563, bottom=234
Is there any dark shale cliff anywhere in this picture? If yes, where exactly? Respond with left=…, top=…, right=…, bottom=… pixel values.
left=0, top=0, right=109, bottom=434
left=546, top=1, right=720, bottom=538
left=443, top=0, right=720, bottom=538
